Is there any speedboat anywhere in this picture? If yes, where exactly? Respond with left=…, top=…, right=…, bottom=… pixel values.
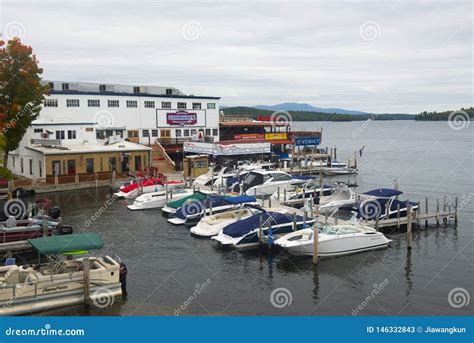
left=167, top=195, right=258, bottom=227
left=275, top=223, right=391, bottom=257
left=212, top=207, right=317, bottom=250
left=192, top=165, right=234, bottom=188
left=114, top=178, right=185, bottom=199
left=0, top=233, right=125, bottom=315
left=162, top=191, right=213, bottom=217
left=0, top=216, right=72, bottom=244
left=127, top=188, right=194, bottom=210
left=273, top=178, right=332, bottom=206
left=322, top=167, right=358, bottom=176
left=319, top=185, right=357, bottom=212
left=242, top=170, right=304, bottom=197
left=190, top=205, right=262, bottom=237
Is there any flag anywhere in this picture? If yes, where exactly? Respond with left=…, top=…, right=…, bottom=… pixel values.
left=268, top=228, right=273, bottom=247
left=359, top=146, right=365, bottom=157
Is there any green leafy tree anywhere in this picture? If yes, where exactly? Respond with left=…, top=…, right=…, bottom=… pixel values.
left=0, top=38, right=48, bottom=171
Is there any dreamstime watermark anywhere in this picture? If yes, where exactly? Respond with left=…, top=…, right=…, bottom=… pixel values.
left=270, top=287, right=292, bottom=308
left=457, top=193, right=474, bottom=213
left=270, top=110, right=292, bottom=127
left=182, top=21, right=203, bottom=41
left=181, top=199, right=205, bottom=217
left=351, top=113, right=381, bottom=139
left=3, top=198, right=26, bottom=219
left=91, top=286, right=116, bottom=309
left=3, top=21, right=26, bottom=40
left=448, top=110, right=470, bottom=131
left=5, top=324, right=84, bottom=337
left=359, top=200, right=382, bottom=220
left=0, top=102, right=36, bottom=135
left=352, top=278, right=390, bottom=315
left=93, top=110, right=115, bottom=129
left=448, top=287, right=470, bottom=309
left=174, top=279, right=212, bottom=315
left=84, top=194, right=117, bottom=227
left=359, top=21, right=381, bottom=42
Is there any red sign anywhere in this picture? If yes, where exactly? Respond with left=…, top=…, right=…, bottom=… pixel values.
left=167, top=111, right=197, bottom=125
left=257, top=115, right=271, bottom=121
left=234, top=134, right=264, bottom=140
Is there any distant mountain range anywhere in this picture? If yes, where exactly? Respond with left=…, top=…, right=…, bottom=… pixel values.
left=252, top=102, right=369, bottom=115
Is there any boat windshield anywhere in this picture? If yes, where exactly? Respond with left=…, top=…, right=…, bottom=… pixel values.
left=318, top=225, right=338, bottom=235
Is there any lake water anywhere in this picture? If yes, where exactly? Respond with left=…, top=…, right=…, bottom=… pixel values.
left=29, top=121, right=473, bottom=316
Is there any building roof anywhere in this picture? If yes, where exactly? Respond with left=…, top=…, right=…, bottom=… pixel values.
left=26, top=140, right=151, bottom=155
left=219, top=121, right=289, bottom=127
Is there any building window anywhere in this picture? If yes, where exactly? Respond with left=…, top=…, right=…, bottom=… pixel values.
left=192, top=102, right=201, bottom=110
left=133, top=86, right=140, bottom=93
left=34, top=128, right=43, bottom=133
left=108, top=100, right=120, bottom=107
left=44, top=99, right=58, bottom=107
left=151, top=129, right=158, bottom=137
left=207, top=103, right=216, bottom=109
left=205, top=128, right=211, bottom=136
left=85, top=127, right=94, bottom=132
left=48, top=82, right=54, bottom=90
left=88, top=99, right=100, bottom=107
left=109, top=157, right=117, bottom=171
left=12, top=157, right=15, bottom=168
left=175, top=129, right=181, bottom=137
left=86, top=158, right=94, bottom=173
left=142, top=130, right=149, bottom=137
left=62, top=83, right=69, bottom=91
left=55, top=130, right=65, bottom=140
left=144, top=101, right=155, bottom=108
left=177, top=102, right=187, bottom=109
left=67, top=130, right=76, bottom=139
left=66, top=99, right=80, bottom=107
left=213, top=128, right=218, bottom=136
left=127, top=100, right=138, bottom=108
left=161, top=101, right=171, bottom=109
left=20, top=158, right=24, bottom=173
left=29, top=159, right=33, bottom=175
left=99, top=84, right=107, bottom=92
left=183, top=129, right=189, bottom=137
left=191, top=129, right=197, bottom=136
left=39, top=161, right=42, bottom=178
left=166, top=89, right=172, bottom=95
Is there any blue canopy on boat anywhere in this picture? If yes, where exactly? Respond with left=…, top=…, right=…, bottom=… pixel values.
left=356, top=198, right=418, bottom=219
left=174, top=195, right=229, bottom=219
left=223, top=212, right=303, bottom=238
left=224, top=195, right=256, bottom=204
left=363, top=188, right=403, bottom=197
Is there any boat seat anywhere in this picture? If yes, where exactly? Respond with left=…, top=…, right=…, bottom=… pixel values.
left=5, top=216, right=17, bottom=228
left=1, top=266, right=20, bottom=284
left=301, top=232, right=312, bottom=241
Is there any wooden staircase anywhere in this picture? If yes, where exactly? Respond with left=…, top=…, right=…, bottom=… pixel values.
left=151, top=141, right=176, bottom=173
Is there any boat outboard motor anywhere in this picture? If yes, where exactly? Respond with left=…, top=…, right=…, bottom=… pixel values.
left=119, top=262, right=128, bottom=296
left=57, top=224, right=73, bottom=235
left=48, top=206, right=60, bottom=220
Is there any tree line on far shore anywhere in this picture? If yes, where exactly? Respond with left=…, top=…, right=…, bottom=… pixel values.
left=414, top=107, right=473, bottom=121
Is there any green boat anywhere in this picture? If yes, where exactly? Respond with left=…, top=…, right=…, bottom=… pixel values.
left=161, top=191, right=211, bottom=217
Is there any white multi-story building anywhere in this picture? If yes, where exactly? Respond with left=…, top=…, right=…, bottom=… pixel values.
left=8, top=81, right=220, bottom=179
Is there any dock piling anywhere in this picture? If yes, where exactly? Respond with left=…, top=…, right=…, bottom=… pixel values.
left=407, top=202, right=413, bottom=249
left=425, top=197, right=428, bottom=227
left=83, top=258, right=91, bottom=308
left=454, top=197, right=458, bottom=224
left=397, top=204, right=401, bottom=229
left=436, top=199, right=440, bottom=226
left=312, top=224, right=319, bottom=265
left=292, top=212, right=297, bottom=231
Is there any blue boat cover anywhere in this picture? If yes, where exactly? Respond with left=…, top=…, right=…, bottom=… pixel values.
left=224, top=195, right=256, bottom=204
left=356, top=198, right=418, bottom=218
left=363, top=188, right=403, bottom=197
left=223, top=212, right=303, bottom=238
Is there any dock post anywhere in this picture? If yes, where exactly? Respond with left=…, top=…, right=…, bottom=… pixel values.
left=165, top=183, right=169, bottom=203
left=42, top=213, right=48, bottom=237
left=436, top=199, right=440, bottom=226
left=193, top=185, right=196, bottom=193
left=443, top=195, right=447, bottom=213
left=425, top=197, right=428, bottom=227
left=209, top=200, right=213, bottom=216
left=268, top=196, right=272, bottom=208
left=310, top=195, right=314, bottom=219
left=312, top=224, right=319, bottom=264
left=277, top=187, right=280, bottom=200
left=334, top=147, right=337, bottom=160
left=258, top=215, right=263, bottom=243
left=170, top=189, right=173, bottom=200
left=354, top=151, right=358, bottom=169
left=375, top=213, right=379, bottom=231
left=283, top=188, right=287, bottom=203
left=385, top=203, right=390, bottom=223
left=324, top=211, right=328, bottom=224
left=292, top=212, right=297, bottom=231
left=397, top=204, right=401, bottom=229
left=319, top=160, right=323, bottom=198
left=454, top=197, right=458, bottom=225
left=83, top=258, right=91, bottom=308
left=407, top=202, right=413, bottom=250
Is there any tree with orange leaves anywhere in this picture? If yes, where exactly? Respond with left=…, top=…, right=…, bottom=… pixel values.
left=0, top=38, right=48, bottom=172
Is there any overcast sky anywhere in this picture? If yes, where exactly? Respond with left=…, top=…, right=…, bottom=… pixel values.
left=0, top=0, right=472, bottom=113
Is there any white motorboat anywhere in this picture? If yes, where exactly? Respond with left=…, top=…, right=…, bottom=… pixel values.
left=0, top=233, right=125, bottom=315
left=192, top=165, right=234, bottom=188
left=322, top=167, right=358, bottom=176
left=127, top=188, right=194, bottom=210
left=114, top=179, right=185, bottom=199
left=319, top=185, right=357, bottom=212
left=243, top=170, right=302, bottom=197
left=189, top=206, right=261, bottom=237
left=272, top=178, right=332, bottom=206
left=275, top=224, right=391, bottom=257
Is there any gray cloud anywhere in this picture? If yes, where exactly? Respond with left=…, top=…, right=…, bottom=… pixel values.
left=1, top=0, right=472, bottom=113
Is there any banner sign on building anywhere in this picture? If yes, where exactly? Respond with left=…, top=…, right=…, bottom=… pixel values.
left=264, top=133, right=287, bottom=140
left=184, top=141, right=271, bottom=156
left=234, top=134, right=264, bottom=140
left=166, top=111, right=197, bottom=125
left=294, top=137, right=320, bottom=146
